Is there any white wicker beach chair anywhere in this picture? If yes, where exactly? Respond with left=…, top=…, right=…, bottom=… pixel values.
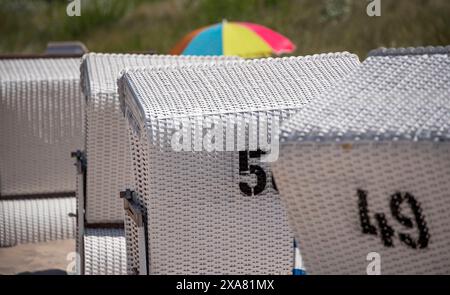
left=273, top=46, right=450, bottom=274
left=78, top=53, right=239, bottom=275
left=0, top=58, right=81, bottom=247
left=117, top=53, right=360, bottom=274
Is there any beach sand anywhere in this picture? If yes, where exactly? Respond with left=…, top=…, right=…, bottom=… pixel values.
left=0, top=239, right=75, bottom=275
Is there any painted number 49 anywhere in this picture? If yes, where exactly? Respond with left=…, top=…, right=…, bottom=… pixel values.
left=358, top=189, right=430, bottom=249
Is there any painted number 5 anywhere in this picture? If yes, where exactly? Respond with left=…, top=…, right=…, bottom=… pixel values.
left=239, top=150, right=278, bottom=196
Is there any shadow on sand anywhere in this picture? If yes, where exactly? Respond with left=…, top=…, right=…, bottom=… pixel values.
left=17, top=269, right=67, bottom=275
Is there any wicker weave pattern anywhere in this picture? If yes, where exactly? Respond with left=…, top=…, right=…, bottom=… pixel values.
left=273, top=47, right=450, bottom=274
left=84, top=227, right=127, bottom=275
left=0, top=197, right=76, bottom=247
left=0, top=58, right=80, bottom=82
left=0, top=58, right=83, bottom=196
left=0, top=58, right=81, bottom=248
left=280, top=47, right=450, bottom=142
left=124, top=213, right=142, bottom=275
left=119, top=53, right=360, bottom=274
left=124, top=131, right=149, bottom=275
left=120, top=54, right=359, bottom=121
left=80, top=53, right=239, bottom=224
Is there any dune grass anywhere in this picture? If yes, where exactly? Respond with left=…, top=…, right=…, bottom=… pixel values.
left=0, top=0, right=449, bottom=58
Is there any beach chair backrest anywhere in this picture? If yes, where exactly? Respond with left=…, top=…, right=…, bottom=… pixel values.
left=0, top=58, right=83, bottom=196
left=80, top=53, right=240, bottom=224
left=273, top=46, right=450, bottom=274
left=0, top=58, right=80, bottom=247
left=118, top=53, right=360, bottom=274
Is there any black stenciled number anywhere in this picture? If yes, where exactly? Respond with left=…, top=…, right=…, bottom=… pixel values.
left=239, top=149, right=278, bottom=196
left=390, top=192, right=430, bottom=249
left=357, top=189, right=377, bottom=235
left=374, top=213, right=395, bottom=247
left=239, top=150, right=266, bottom=196
left=357, top=189, right=430, bottom=249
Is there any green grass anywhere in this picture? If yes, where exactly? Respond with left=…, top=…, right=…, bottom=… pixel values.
left=1, top=0, right=449, bottom=58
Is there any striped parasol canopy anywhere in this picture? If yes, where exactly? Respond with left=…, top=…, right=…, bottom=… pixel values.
left=170, top=21, right=296, bottom=58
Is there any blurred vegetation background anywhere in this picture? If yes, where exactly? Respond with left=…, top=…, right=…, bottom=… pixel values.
left=0, top=0, right=449, bottom=58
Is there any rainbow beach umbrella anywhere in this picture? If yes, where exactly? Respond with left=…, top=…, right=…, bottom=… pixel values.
left=170, top=21, right=296, bottom=58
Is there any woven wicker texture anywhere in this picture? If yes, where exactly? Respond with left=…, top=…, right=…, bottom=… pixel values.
left=124, top=212, right=144, bottom=275
left=0, top=58, right=83, bottom=196
left=118, top=53, right=360, bottom=274
left=0, top=197, right=76, bottom=247
left=273, top=46, right=450, bottom=274
left=0, top=58, right=80, bottom=82
left=80, top=53, right=239, bottom=224
left=84, top=227, right=127, bottom=275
